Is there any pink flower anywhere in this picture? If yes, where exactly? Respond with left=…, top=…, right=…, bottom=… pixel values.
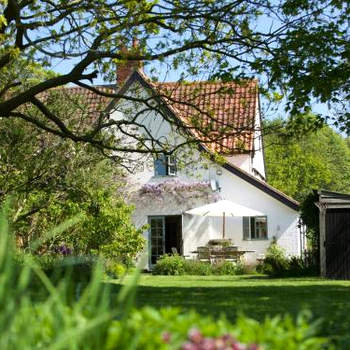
left=188, top=328, right=203, bottom=344
left=162, top=331, right=171, bottom=343
left=201, top=337, right=216, bottom=350
left=182, top=342, right=197, bottom=350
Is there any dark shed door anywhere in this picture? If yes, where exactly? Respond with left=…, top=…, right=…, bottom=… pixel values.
left=325, top=208, right=350, bottom=279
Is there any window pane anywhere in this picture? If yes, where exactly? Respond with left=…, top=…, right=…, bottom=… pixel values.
left=168, top=164, right=177, bottom=176
left=150, top=217, right=165, bottom=264
left=156, top=222, right=162, bottom=229
left=250, top=217, right=256, bottom=239
left=167, top=155, right=177, bottom=176
left=255, top=217, right=267, bottom=239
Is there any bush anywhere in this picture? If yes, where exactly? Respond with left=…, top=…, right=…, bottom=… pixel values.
left=212, top=261, right=245, bottom=275
left=256, top=241, right=289, bottom=277
left=258, top=256, right=289, bottom=277
left=104, top=260, right=127, bottom=279
left=152, top=254, right=186, bottom=275
left=152, top=255, right=246, bottom=276
left=14, top=252, right=96, bottom=288
left=43, top=259, right=94, bottom=283
left=287, top=256, right=318, bottom=277
left=257, top=240, right=318, bottom=277
left=184, top=259, right=212, bottom=275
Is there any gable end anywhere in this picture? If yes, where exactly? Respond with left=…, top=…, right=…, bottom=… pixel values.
left=108, top=71, right=299, bottom=211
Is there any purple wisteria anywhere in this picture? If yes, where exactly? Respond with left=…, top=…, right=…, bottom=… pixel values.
left=52, top=244, right=72, bottom=256
left=140, top=179, right=219, bottom=202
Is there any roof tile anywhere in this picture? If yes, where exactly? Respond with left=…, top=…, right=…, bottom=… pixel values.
left=153, top=80, right=258, bottom=154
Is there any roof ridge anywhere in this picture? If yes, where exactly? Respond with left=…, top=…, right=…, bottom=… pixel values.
left=154, top=79, right=258, bottom=86
left=44, top=85, right=116, bottom=93
left=65, top=84, right=116, bottom=89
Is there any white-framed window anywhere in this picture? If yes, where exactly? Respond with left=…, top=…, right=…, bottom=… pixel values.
left=167, top=155, right=177, bottom=176
left=154, top=154, right=177, bottom=176
left=243, top=216, right=268, bottom=240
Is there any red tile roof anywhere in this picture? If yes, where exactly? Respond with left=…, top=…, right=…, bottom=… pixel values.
left=63, top=86, right=114, bottom=115
left=153, top=80, right=258, bottom=154
left=43, top=74, right=258, bottom=155
left=39, top=85, right=114, bottom=119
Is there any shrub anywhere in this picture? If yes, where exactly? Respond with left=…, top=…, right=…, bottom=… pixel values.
left=152, top=254, right=186, bottom=275
left=257, top=241, right=318, bottom=277
left=212, top=261, right=245, bottom=275
left=14, top=252, right=96, bottom=288
left=256, top=240, right=289, bottom=277
left=300, top=191, right=320, bottom=270
left=153, top=255, right=247, bottom=276
left=259, top=256, right=289, bottom=277
left=1, top=116, right=146, bottom=261
left=105, top=260, right=127, bottom=279
left=287, top=256, right=318, bottom=277
left=42, top=258, right=94, bottom=282
left=184, top=259, right=212, bottom=275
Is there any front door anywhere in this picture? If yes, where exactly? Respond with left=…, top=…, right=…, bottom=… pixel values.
left=149, top=215, right=182, bottom=266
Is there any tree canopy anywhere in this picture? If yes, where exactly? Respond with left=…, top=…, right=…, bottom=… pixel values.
left=0, top=92, right=145, bottom=261
left=1, top=0, right=350, bottom=154
left=264, top=115, right=350, bottom=202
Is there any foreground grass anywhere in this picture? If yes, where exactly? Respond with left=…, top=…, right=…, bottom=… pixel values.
left=111, top=274, right=350, bottom=345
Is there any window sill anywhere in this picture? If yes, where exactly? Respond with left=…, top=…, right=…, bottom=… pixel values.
left=153, top=174, right=177, bottom=178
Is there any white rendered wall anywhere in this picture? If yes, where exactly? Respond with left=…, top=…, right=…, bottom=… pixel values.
left=225, top=154, right=251, bottom=174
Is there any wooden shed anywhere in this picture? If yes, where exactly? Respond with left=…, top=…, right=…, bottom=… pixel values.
left=317, top=190, right=350, bottom=279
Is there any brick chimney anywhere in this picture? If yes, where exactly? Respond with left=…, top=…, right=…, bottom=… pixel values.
left=117, top=39, right=142, bottom=87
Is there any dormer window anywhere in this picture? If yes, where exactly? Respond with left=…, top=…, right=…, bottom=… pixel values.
left=154, top=154, right=177, bottom=176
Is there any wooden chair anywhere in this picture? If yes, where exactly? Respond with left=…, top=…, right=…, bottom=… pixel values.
left=197, top=246, right=211, bottom=263
left=223, top=247, right=239, bottom=262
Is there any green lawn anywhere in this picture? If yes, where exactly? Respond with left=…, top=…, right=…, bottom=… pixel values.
left=111, top=274, right=350, bottom=345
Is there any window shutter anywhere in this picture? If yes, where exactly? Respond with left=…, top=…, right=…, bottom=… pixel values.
left=243, top=216, right=250, bottom=240
left=154, top=154, right=167, bottom=176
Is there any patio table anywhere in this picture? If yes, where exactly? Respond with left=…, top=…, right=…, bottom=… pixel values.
left=191, top=247, right=255, bottom=263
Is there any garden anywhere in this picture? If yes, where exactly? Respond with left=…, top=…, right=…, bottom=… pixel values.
left=114, top=274, right=350, bottom=347
left=2, top=196, right=349, bottom=350
left=0, top=196, right=339, bottom=349
left=3, top=1, right=350, bottom=347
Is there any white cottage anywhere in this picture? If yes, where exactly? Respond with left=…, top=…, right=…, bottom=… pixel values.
left=103, top=68, right=301, bottom=268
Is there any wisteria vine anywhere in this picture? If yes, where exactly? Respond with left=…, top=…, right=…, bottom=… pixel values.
left=139, top=179, right=220, bottom=203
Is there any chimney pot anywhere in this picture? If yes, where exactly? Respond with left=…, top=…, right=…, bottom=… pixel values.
left=117, top=40, right=142, bottom=87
